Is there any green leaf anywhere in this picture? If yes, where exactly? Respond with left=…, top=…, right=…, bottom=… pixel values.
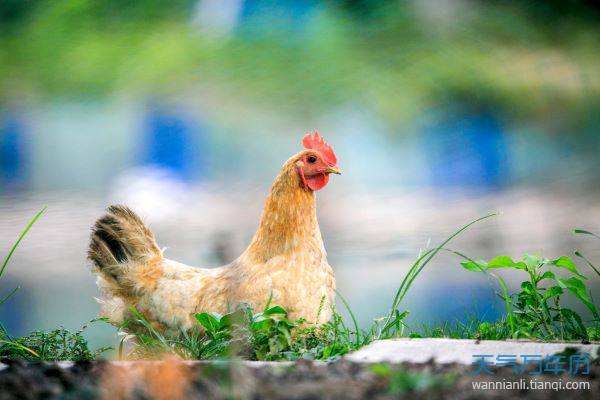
left=560, top=308, right=588, bottom=338
left=556, top=277, right=598, bottom=316
left=277, top=325, right=292, bottom=346
left=0, top=339, right=40, bottom=358
left=460, top=260, right=486, bottom=272
left=550, top=256, right=586, bottom=279
left=251, top=319, right=272, bottom=331
left=220, top=310, right=245, bottom=327
left=556, top=276, right=585, bottom=292
left=195, top=313, right=221, bottom=333
left=543, top=286, right=563, bottom=300
left=538, top=270, right=556, bottom=281
left=522, top=254, right=543, bottom=271
left=487, top=255, right=526, bottom=270
left=263, top=305, right=287, bottom=316
left=322, top=344, right=333, bottom=359
left=520, top=281, right=535, bottom=293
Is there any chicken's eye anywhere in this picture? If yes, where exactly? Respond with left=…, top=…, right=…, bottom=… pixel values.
left=307, top=155, right=317, bottom=164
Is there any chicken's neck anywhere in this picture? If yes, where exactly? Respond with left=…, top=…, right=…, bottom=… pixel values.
left=243, top=161, right=323, bottom=263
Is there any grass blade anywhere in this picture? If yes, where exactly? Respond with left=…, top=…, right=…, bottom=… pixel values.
left=574, top=251, right=600, bottom=279
left=381, top=248, right=435, bottom=337
left=0, top=339, right=40, bottom=358
left=573, top=229, right=600, bottom=240
left=128, top=307, right=171, bottom=351
left=334, top=289, right=361, bottom=346
left=1, top=207, right=47, bottom=279
left=380, top=213, right=497, bottom=338
left=0, top=286, right=20, bottom=306
left=494, top=275, right=516, bottom=336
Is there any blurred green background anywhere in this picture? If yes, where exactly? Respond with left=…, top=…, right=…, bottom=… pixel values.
left=0, top=0, right=599, bottom=351
left=1, top=1, right=599, bottom=124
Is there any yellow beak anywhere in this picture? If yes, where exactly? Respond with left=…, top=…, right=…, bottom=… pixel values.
left=326, top=166, right=342, bottom=175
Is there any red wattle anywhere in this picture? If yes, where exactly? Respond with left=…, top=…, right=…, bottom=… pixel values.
left=306, top=174, right=329, bottom=191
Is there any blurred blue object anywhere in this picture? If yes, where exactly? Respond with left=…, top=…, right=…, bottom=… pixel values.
left=423, top=108, right=509, bottom=189
left=0, top=114, right=27, bottom=191
left=239, top=0, right=317, bottom=38
left=424, top=283, right=502, bottom=325
left=143, top=107, right=208, bottom=182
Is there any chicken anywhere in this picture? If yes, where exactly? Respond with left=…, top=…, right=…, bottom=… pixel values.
left=88, top=131, right=341, bottom=333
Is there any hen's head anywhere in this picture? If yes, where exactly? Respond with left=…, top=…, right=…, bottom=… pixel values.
left=295, top=131, right=341, bottom=191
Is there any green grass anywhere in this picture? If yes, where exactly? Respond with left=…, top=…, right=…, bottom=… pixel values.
left=415, top=228, right=600, bottom=342
left=0, top=208, right=110, bottom=361
left=1, top=211, right=599, bottom=362
left=371, top=364, right=457, bottom=395
left=0, top=207, right=46, bottom=306
left=408, top=317, right=513, bottom=341
left=120, top=302, right=364, bottom=361
left=118, top=214, right=499, bottom=361
left=118, top=217, right=599, bottom=360
left=0, top=320, right=110, bottom=361
left=2, top=2, right=598, bottom=127
left=376, top=213, right=497, bottom=339
left=457, top=252, right=599, bottom=341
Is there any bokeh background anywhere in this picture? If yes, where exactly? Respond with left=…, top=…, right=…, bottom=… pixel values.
left=0, top=0, right=599, bottom=350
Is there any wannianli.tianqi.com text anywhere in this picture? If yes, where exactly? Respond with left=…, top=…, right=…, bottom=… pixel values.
left=472, top=379, right=591, bottom=391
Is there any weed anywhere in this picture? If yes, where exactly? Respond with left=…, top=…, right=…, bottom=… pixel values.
left=120, top=303, right=360, bottom=361
left=408, top=316, right=513, bottom=340
left=120, top=214, right=495, bottom=360
left=376, top=213, right=497, bottom=339
left=371, top=364, right=456, bottom=394
left=458, top=252, right=599, bottom=341
left=0, top=208, right=110, bottom=361
left=0, top=207, right=46, bottom=306
left=8, top=212, right=598, bottom=363
left=0, top=319, right=110, bottom=361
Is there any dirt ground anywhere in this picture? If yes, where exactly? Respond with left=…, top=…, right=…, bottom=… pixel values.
left=0, top=358, right=598, bottom=400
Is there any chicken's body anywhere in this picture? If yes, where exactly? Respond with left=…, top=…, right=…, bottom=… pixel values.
left=89, top=135, right=339, bottom=333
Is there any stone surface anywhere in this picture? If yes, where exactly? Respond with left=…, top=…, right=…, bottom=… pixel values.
left=345, top=338, right=600, bottom=365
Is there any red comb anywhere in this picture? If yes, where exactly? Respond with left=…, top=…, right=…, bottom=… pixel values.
left=302, top=130, right=338, bottom=165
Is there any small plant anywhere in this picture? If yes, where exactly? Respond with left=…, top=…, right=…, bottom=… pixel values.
left=459, top=253, right=599, bottom=341
left=121, top=302, right=363, bottom=361
left=376, top=213, right=497, bottom=339
left=0, top=208, right=109, bottom=361
left=0, top=208, right=46, bottom=359
left=0, top=207, right=46, bottom=306
left=408, top=316, right=513, bottom=340
left=0, top=320, right=110, bottom=361
left=195, top=303, right=297, bottom=360
left=371, top=364, right=456, bottom=394
left=4, top=208, right=598, bottom=363
left=122, top=214, right=497, bottom=360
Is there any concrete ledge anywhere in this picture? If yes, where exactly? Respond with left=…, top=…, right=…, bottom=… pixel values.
left=345, top=338, right=600, bottom=365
